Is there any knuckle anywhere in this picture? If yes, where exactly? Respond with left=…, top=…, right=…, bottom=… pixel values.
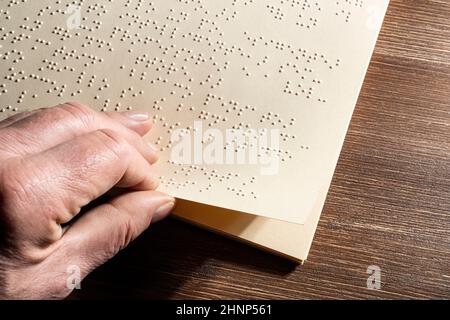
left=0, top=158, right=58, bottom=242
left=0, top=160, right=60, bottom=250
left=116, top=214, right=137, bottom=251
left=94, top=129, right=130, bottom=160
left=61, top=101, right=93, bottom=116
left=106, top=204, right=137, bottom=255
left=0, top=159, right=30, bottom=213
left=56, top=102, right=96, bottom=128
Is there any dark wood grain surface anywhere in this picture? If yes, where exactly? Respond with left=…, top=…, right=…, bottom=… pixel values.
left=70, top=0, right=450, bottom=300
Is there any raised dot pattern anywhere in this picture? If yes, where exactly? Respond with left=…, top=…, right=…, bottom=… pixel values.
left=0, top=0, right=369, bottom=210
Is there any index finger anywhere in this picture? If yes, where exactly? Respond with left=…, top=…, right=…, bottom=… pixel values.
left=0, top=102, right=158, bottom=164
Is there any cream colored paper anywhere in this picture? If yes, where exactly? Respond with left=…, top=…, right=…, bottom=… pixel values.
left=0, top=1, right=389, bottom=259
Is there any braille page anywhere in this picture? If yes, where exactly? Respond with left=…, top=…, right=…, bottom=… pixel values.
left=173, top=193, right=325, bottom=262
left=0, top=0, right=389, bottom=225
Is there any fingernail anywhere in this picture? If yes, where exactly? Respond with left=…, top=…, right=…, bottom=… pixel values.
left=153, top=200, right=175, bottom=222
left=122, top=111, right=149, bottom=122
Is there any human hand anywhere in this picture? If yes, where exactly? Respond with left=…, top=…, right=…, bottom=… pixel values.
left=0, top=102, right=174, bottom=299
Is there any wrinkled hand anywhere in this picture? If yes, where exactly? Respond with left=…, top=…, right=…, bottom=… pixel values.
left=0, top=102, right=174, bottom=299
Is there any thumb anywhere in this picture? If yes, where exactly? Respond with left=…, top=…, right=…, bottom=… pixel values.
left=59, top=191, right=175, bottom=278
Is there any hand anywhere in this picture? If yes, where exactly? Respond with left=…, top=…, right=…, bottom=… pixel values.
left=0, top=102, right=175, bottom=299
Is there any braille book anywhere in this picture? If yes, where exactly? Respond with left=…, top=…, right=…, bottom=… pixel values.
left=0, top=0, right=389, bottom=262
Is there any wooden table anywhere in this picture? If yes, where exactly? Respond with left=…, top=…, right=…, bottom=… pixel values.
left=70, top=0, right=450, bottom=300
